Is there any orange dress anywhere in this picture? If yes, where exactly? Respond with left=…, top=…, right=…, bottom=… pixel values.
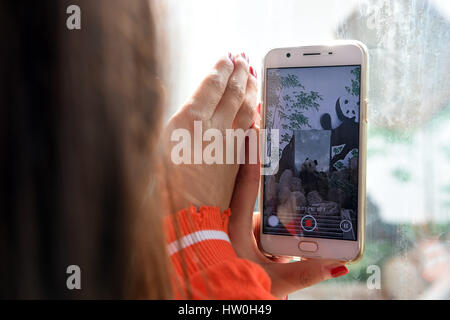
left=164, top=205, right=276, bottom=300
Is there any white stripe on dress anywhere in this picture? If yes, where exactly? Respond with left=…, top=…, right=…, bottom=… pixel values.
left=167, top=230, right=231, bottom=256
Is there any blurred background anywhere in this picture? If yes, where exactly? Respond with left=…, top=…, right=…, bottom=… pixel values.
left=159, top=0, right=450, bottom=299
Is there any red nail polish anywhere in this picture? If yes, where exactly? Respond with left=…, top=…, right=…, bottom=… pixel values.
left=249, top=66, right=257, bottom=78
left=257, top=103, right=261, bottom=114
left=228, top=52, right=234, bottom=63
left=241, top=52, right=249, bottom=63
left=330, top=265, right=348, bottom=278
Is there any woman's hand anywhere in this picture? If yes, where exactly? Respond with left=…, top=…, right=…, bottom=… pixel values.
left=162, top=54, right=259, bottom=213
left=228, top=137, right=349, bottom=298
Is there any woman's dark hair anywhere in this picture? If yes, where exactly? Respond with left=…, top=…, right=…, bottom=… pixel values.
left=0, top=0, right=171, bottom=298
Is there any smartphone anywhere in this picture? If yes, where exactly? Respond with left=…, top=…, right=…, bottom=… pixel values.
left=259, top=41, right=368, bottom=262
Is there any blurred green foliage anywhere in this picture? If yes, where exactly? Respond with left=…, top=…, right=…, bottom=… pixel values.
left=391, top=167, right=412, bottom=183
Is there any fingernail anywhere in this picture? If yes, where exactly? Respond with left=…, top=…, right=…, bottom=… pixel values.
left=249, top=66, right=257, bottom=78
left=257, top=102, right=261, bottom=114
left=228, top=52, right=234, bottom=63
left=241, top=52, right=249, bottom=63
left=330, top=265, right=348, bottom=278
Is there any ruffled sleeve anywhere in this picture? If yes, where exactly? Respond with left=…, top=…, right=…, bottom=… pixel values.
left=164, top=205, right=276, bottom=300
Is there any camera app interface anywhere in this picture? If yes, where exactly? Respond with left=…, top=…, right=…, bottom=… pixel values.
left=263, top=65, right=361, bottom=241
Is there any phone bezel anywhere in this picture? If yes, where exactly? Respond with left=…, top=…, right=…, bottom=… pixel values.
left=259, top=41, right=368, bottom=262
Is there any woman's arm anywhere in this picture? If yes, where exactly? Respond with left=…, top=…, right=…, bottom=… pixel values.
left=165, top=206, right=275, bottom=299
left=162, top=55, right=348, bottom=300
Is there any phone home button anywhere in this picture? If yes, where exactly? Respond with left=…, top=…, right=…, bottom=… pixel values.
left=298, top=241, right=318, bottom=252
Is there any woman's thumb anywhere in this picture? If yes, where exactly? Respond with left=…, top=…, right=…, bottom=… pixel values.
left=263, top=259, right=348, bottom=298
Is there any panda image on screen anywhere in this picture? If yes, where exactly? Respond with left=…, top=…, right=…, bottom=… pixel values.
left=263, top=65, right=362, bottom=241
left=320, top=94, right=359, bottom=172
left=299, top=158, right=318, bottom=194
left=275, top=134, right=296, bottom=181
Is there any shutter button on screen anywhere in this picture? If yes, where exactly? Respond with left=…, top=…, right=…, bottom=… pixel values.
left=299, top=241, right=318, bottom=252
left=301, top=215, right=317, bottom=232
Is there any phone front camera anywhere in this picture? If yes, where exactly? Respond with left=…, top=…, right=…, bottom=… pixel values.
left=286, top=53, right=291, bottom=58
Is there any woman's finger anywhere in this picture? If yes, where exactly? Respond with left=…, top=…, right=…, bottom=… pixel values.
left=229, top=131, right=260, bottom=226
left=233, top=71, right=258, bottom=130
left=264, top=259, right=348, bottom=298
left=251, top=212, right=291, bottom=263
left=212, top=55, right=250, bottom=127
left=182, top=54, right=234, bottom=120
left=229, top=161, right=260, bottom=230
left=229, top=135, right=264, bottom=262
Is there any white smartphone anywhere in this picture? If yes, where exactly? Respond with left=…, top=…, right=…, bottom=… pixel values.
left=259, top=41, right=368, bottom=262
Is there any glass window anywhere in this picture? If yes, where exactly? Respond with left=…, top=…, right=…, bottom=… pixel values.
left=163, top=0, right=450, bottom=299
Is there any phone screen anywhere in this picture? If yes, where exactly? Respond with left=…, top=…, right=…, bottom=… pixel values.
left=263, top=65, right=361, bottom=241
